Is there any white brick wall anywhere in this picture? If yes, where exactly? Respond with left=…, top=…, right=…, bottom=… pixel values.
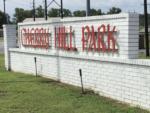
left=18, top=13, right=139, bottom=59
left=9, top=49, right=150, bottom=109
left=5, top=13, right=150, bottom=110
left=3, top=25, right=17, bottom=70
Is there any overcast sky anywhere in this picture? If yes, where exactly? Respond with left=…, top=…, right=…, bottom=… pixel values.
left=0, top=0, right=148, bottom=18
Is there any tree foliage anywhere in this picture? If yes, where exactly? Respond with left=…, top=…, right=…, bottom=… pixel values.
left=73, top=10, right=86, bottom=17
left=1, top=6, right=149, bottom=28
left=0, top=11, right=4, bottom=28
left=90, top=9, right=98, bottom=16
left=73, top=9, right=104, bottom=17
left=139, top=14, right=150, bottom=27
left=48, top=8, right=72, bottom=17
left=63, top=9, right=72, bottom=17
left=12, top=6, right=123, bottom=24
left=12, top=6, right=123, bottom=23
left=36, top=5, right=44, bottom=18
left=90, top=9, right=104, bottom=16
left=13, top=8, right=32, bottom=23
left=48, top=8, right=60, bottom=17
left=0, top=10, right=10, bottom=28
left=13, top=5, right=44, bottom=23
left=107, top=7, right=122, bottom=14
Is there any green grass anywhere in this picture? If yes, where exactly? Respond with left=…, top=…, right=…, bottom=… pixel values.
left=0, top=37, right=3, bottom=42
left=0, top=54, right=4, bottom=69
left=139, top=52, right=150, bottom=59
left=0, top=54, right=149, bottom=113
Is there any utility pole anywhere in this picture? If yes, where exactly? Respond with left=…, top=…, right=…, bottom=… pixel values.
left=86, top=0, right=91, bottom=16
left=144, top=0, right=149, bottom=56
left=47, top=0, right=63, bottom=18
left=33, top=0, right=35, bottom=21
left=60, top=0, right=63, bottom=19
left=3, top=0, right=6, bottom=24
left=45, top=0, right=48, bottom=20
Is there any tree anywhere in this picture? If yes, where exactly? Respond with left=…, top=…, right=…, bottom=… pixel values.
left=0, top=11, right=4, bottom=28
left=36, top=5, right=44, bottom=18
left=0, top=10, right=10, bottom=28
left=73, top=9, right=103, bottom=17
left=73, top=10, right=86, bottom=17
left=90, top=9, right=104, bottom=16
left=97, top=9, right=104, bottom=15
left=48, top=8, right=60, bottom=17
left=63, top=9, right=72, bottom=17
left=48, top=8, right=72, bottom=17
left=13, top=6, right=45, bottom=23
left=90, top=8, right=98, bottom=16
left=139, top=14, right=150, bottom=27
left=107, top=7, right=122, bottom=14
left=13, top=8, right=32, bottom=23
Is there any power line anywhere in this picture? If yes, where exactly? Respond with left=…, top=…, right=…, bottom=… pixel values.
left=45, top=0, right=48, bottom=20
left=8, top=0, right=31, bottom=7
left=33, top=0, right=35, bottom=21
left=144, top=0, right=149, bottom=56
left=47, top=0, right=55, bottom=7
left=60, top=0, right=63, bottom=18
left=47, top=0, right=63, bottom=19
left=3, top=0, right=6, bottom=24
left=86, top=0, right=91, bottom=16
left=47, top=0, right=61, bottom=7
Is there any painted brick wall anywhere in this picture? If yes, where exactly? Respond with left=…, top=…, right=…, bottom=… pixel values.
left=3, top=25, right=17, bottom=70
left=18, top=13, right=139, bottom=59
left=9, top=49, right=150, bottom=109
left=5, top=13, right=150, bottom=110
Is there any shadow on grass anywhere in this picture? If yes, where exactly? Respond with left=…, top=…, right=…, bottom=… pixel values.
left=0, top=77, right=60, bottom=85
left=139, top=52, right=150, bottom=59
left=0, top=80, right=38, bottom=84
left=0, top=90, right=7, bottom=97
left=0, top=54, right=149, bottom=113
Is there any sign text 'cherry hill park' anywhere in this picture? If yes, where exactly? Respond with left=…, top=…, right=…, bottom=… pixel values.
left=21, top=24, right=118, bottom=52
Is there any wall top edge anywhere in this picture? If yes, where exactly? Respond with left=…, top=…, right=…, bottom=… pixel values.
left=18, top=13, right=139, bottom=26
left=9, top=48, right=149, bottom=67
left=3, top=25, right=17, bottom=28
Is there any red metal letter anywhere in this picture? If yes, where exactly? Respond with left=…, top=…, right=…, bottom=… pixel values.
left=97, top=24, right=106, bottom=52
left=82, top=26, right=90, bottom=51
left=107, top=24, right=116, bottom=52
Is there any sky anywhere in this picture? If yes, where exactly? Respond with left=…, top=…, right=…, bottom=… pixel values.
left=0, top=0, right=148, bottom=19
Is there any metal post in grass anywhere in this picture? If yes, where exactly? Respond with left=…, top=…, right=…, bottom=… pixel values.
left=79, top=69, right=85, bottom=94
left=34, top=57, right=37, bottom=77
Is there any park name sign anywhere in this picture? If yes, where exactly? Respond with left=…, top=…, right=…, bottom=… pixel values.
left=21, top=24, right=118, bottom=52
left=17, top=13, right=139, bottom=59
left=5, top=13, right=150, bottom=111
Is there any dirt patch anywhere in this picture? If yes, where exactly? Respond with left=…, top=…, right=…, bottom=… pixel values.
left=40, top=80, right=59, bottom=84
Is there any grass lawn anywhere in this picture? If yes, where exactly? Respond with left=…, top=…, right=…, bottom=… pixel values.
left=0, top=37, right=3, bottom=42
left=139, top=52, right=150, bottom=59
left=0, top=54, right=149, bottom=113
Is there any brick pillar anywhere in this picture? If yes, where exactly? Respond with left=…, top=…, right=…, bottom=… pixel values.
left=127, top=13, right=139, bottom=59
left=3, top=25, right=17, bottom=71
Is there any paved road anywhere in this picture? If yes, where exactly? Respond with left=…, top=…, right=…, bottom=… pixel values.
left=0, top=41, right=4, bottom=54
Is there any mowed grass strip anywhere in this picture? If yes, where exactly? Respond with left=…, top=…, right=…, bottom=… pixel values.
left=0, top=37, right=3, bottom=42
left=139, top=52, right=150, bottom=59
left=0, top=54, right=149, bottom=113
